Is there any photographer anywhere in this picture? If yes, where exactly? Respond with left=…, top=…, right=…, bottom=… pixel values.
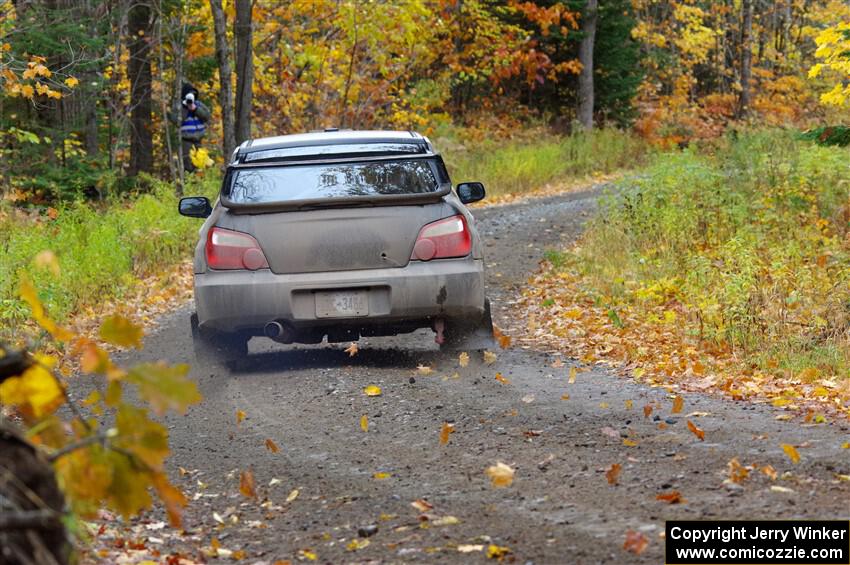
left=170, top=83, right=211, bottom=173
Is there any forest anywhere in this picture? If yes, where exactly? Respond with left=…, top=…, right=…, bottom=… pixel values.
left=1, top=1, right=850, bottom=563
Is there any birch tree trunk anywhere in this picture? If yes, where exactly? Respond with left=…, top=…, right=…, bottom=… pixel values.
left=210, top=0, right=235, bottom=161
left=234, top=0, right=253, bottom=145
left=577, top=0, right=597, bottom=131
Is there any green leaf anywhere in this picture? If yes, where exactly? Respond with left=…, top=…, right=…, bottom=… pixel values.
left=125, top=362, right=201, bottom=415
left=100, top=315, right=144, bottom=348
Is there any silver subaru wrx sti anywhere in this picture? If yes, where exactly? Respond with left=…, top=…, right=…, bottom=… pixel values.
left=178, top=130, right=494, bottom=366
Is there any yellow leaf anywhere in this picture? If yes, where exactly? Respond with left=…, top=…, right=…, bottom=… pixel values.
left=841, top=442, right=849, bottom=449
left=239, top=469, right=256, bottom=498
left=265, top=438, right=279, bottom=453
left=344, top=342, right=358, bottom=357
left=286, top=488, right=299, bottom=502
left=483, top=350, right=497, bottom=365
left=189, top=146, right=214, bottom=170
left=781, top=443, right=800, bottom=464
left=100, top=315, right=144, bottom=348
left=622, top=439, right=638, bottom=447
left=20, top=84, right=34, bottom=98
left=20, top=277, right=73, bottom=341
left=671, top=395, right=684, bottom=414
left=125, top=362, right=200, bottom=415
left=568, top=366, right=577, bottom=384
left=458, top=352, right=469, bottom=367
left=346, top=538, right=370, bottom=551
left=360, top=415, right=368, bottom=432
left=364, top=385, right=382, bottom=396
left=560, top=393, right=570, bottom=400
left=373, top=471, right=391, bottom=479
left=0, top=364, right=64, bottom=418
left=440, top=422, right=454, bottom=445
left=486, top=544, right=512, bottom=559
left=236, top=410, right=246, bottom=424
left=624, top=399, right=633, bottom=409
left=298, top=549, right=317, bottom=561
left=485, top=462, right=515, bottom=487
left=64, top=76, right=79, bottom=87
left=494, top=372, right=510, bottom=384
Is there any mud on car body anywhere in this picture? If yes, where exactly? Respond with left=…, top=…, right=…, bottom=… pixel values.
left=179, top=130, right=494, bottom=366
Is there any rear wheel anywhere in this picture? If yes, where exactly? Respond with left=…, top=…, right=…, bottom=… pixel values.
left=441, top=298, right=495, bottom=351
left=190, top=313, right=249, bottom=370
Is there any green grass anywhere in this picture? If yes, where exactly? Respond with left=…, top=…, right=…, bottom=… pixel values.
left=437, top=128, right=650, bottom=197
left=0, top=174, right=219, bottom=330
left=572, top=129, right=850, bottom=377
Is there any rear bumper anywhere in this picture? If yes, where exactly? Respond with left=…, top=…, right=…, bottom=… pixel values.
left=194, top=258, right=485, bottom=333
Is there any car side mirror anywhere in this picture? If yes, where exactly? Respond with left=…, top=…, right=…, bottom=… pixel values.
left=179, top=196, right=212, bottom=218
left=457, top=182, right=486, bottom=204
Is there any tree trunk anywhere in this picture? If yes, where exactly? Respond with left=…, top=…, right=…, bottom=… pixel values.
left=210, top=0, right=235, bottom=161
left=234, top=0, right=253, bottom=145
left=127, top=0, right=154, bottom=176
left=577, top=0, right=597, bottom=131
left=737, top=0, right=753, bottom=118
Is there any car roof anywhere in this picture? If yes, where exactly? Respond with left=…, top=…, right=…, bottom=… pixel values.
left=235, top=130, right=435, bottom=163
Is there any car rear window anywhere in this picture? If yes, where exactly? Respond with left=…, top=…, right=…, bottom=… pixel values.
left=227, top=159, right=440, bottom=204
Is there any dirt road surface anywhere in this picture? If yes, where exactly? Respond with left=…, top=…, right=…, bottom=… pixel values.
left=107, top=187, right=850, bottom=564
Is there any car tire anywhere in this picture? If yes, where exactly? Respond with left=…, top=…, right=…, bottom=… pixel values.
left=441, top=298, right=496, bottom=351
left=190, top=313, right=249, bottom=370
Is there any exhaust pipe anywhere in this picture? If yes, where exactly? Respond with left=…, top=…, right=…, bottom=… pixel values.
left=265, top=320, right=297, bottom=344
left=264, top=321, right=284, bottom=339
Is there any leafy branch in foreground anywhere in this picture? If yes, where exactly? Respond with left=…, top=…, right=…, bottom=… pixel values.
left=0, top=263, right=201, bottom=529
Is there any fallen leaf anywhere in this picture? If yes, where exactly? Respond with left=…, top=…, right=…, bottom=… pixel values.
left=440, top=422, right=455, bottom=445
left=432, top=515, right=460, bottom=526
left=727, top=458, right=749, bottom=483
left=286, top=489, right=299, bottom=503
left=842, top=442, right=849, bottom=449
left=601, top=426, right=619, bottom=438
left=360, top=415, right=368, bottom=432
left=298, top=549, right=317, bottom=561
left=486, top=462, right=515, bottom=487
left=781, top=443, right=800, bottom=464
left=458, top=544, right=484, bottom=553
left=623, top=530, right=649, bottom=555
left=486, top=544, right=512, bottom=559
left=761, top=465, right=777, bottom=480
left=494, top=372, right=510, bottom=384
left=373, top=472, right=391, bottom=480
left=344, top=342, right=358, bottom=357
left=687, top=420, right=705, bottom=441
left=521, top=394, right=535, bottom=403
left=770, top=485, right=795, bottom=493
left=411, top=499, right=434, bottom=512
left=483, top=350, right=497, bottom=365
left=497, top=333, right=511, bottom=349
left=458, top=352, right=470, bottom=367
left=269, top=478, right=281, bottom=486
left=599, top=401, right=609, bottom=408
left=236, top=410, right=246, bottom=424
left=672, top=395, right=684, bottom=414
left=643, top=405, right=653, bottom=418
left=560, top=393, right=570, bottom=400
left=568, top=366, right=577, bottom=384
left=346, top=539, right=369, bottom=551
left=239, top=469, right=256, bottom=498
left=656, top=490, right=684, bottom=504
left=622, top=439, right=638, bottom=447
left=364, top=385, right=382, bottom=397
left=416, top=364, right=433, bottom=375
left=551, top=358, right=564, bottom=368
left=605, top=463, right=621, bottom=485
left=624, top=399, right=633, bottom=410
left=264, top=438, right=279, bottom=453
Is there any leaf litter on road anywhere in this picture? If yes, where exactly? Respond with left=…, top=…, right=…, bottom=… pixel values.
left=782, top=443, right=801, bottom=463
left=363, top=385, right=382, bottom=396
left=360, top=414, right=369, bottom=432
left=687, top=420, right=705, bottom=441
left=605, top=463, right=621, bottom=485
left=440, top=422, right=455, bottom=445
left=623, top=530, right=649, bottom=555
left=486, top=462, right=515, bottom=487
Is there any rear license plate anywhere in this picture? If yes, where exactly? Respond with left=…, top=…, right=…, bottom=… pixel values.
left=315, top=290, right=369, bottom=318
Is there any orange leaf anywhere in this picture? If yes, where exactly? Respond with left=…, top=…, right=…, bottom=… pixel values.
left=605, top=463, right=621, bottom=485
left=236, top=410, right=246, bottom=424
left=440, top=422, right=455, bottom=445
left=151, top=472, right=187, bottom=528
left=623, top=530, right=648, bottom=555
left=687, top=420, right=705, bottom=441
left=656, top=490, right=684, bottom=504
left=265, top=439, right=279, bottom=453
left=239, top=469, right=256, bottom=498
left=781, top=443, right=800, bottom=464
left=494, top=372, right=510, bottom=384
left=344, top=342, right=358, bottom=357
left=671, top=395, right=684, bottom=414
left=643, top=405, right=652, bottom=419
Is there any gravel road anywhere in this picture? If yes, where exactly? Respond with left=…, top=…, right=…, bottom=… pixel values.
left=115, top=187, right=849, bottom=564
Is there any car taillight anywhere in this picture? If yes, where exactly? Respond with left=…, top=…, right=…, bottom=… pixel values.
left=411, top=215, right=472, bottom=261
left=206, top=227, right=269, bottom=270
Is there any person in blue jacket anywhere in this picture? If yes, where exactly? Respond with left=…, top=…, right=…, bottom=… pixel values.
left=170, top=83, right=211, bottom=173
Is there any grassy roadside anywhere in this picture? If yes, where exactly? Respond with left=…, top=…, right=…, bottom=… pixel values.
left=0, top=129, right=646, bottom=338
left=520, top=130, right=850, bottom=419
